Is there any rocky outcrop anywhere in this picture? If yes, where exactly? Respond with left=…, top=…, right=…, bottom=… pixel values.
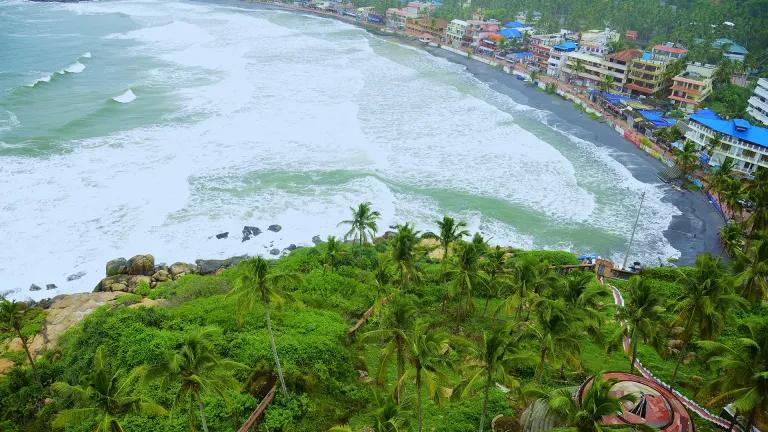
left=268, top=224, right=282, bottom=232
left=106, top=258, right=128, bottom=276
left=216, top=232, right=229, bottom=239
left=66, top=271, right=86, bottom=281
left=196, top=256, right=247, bottom=275
left=242, top=226, right=261, bottom=242
left=269, top=248, right=280, bottom=256
left=127, top=254, right=154, bottom=275
left=169, top=262, right=196, bottom=279
left=30, top=284, right=42, bottom=291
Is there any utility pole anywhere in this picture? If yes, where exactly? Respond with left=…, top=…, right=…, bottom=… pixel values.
left=622, top=190, right=646, bottom=270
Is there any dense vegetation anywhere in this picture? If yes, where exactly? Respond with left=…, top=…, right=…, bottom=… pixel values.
left=1, top=203, right=767, bottom=432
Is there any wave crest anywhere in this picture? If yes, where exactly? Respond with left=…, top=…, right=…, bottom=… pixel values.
left=112, top=89, right=136, bottom=103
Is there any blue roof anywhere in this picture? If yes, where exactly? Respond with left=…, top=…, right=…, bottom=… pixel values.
left=689, top=109, right=768, bottom=148
left=553, top=41, right=577, bottom=51
left=637, top=110, right=677, bottom=128
left=641, top=52, right=653, bottom=60
left=507, top=51, right=533, bottom=59
left=712, top=38, right=748, bottom=55
left=595, top=91, right=637, bottom=106
left=498, top=28, right=522, bottom=39
left=504, top=21, right=526, bottom=28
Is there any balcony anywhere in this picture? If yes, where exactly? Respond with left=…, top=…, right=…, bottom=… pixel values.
left=754, top=84, right=768, bottom=100
left=671, top=85, right=700, bottom=96
left=749, top=96, right=768, bottom=114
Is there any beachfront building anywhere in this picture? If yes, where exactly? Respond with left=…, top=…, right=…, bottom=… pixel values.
left=405, top=17, right=448, bottom=42
left=561, top=49, right=641, bottom=90
left=529, top=32, right=567, bottom=72
left=577, top=29, right=619, bottom=55
left=668, top=63, right=716, bottom=112
left=465, top=20, right=500, bottom=49
left=685, top=109, right=768, bottom=175
left=651, top=43, right=688, bottom=62
left=445, top=19, right=470, bottom=48
left=712, top=38, right=748, bottom=62
left=385, top=8, right=413, bottom=30
left=747, top=78, right=768, bottom=126
left=385, top=2, right=433, bottom=31
left=626, top=54, right=672, bottom=97
left=547, top=41, right=577, bottom=77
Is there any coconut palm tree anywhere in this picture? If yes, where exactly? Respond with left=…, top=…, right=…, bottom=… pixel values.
left=552, top=272, right=610, bottom=336
left=599, top=74, right=613, bottom=92
left=707, top=157, right=734, bottom=200
left=745, top=168, right=768, bottom=236
left=0, top=298, right=41, bottom=387
left=481, top=246, right=510, bottom=315
left=675, top=140, right=699, bottom=179
left=698, top=320, right=768, bottom=432
left=720, top=223, right=746, bottom=257
left=734, top=235, right=768, bottom=304
left=721, top=178, right=746, bottom=220
left=229, top=257, right=299, bottom=398
left=324, top=235, right=342, bottom=273
left=403, top=321, right=454, bottom=432
left=706, top=135, right=723, bottom=157
left=339, top=202, right=381, bottom=246
left=502, top=256, right=556, bottom=320
left=670, top=254, right=746, bottom=383
left=527, top=298, right=583, bottom=381
left=329, top=391, right=411, bottom=432
left=432, top=216, right=469, bottom=265
left=52, top=348, right=167, bottom=432
left=527, top=375, right=637, bottom=432
left=613, top=276, right=666, bottom=373
left=364, top=294, right=417, bottom=404
left=446, top=241, right=488, bottom=324
left=457, top=325, right=531, bottom=432
left=142, top=328, right=244, bottom=432
left=390, top=223, right=422, bottom=289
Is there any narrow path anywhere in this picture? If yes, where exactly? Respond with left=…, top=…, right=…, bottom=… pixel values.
left=609, top=283, right=737, bottom=431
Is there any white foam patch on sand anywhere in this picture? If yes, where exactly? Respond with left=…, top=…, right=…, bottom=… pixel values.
left=112, top=89, right=136, bottom=103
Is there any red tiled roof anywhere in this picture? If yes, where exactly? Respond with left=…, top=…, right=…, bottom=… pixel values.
left=653, top=44, right=688, bottom=55
left=610, top=49, right=643, bottom=62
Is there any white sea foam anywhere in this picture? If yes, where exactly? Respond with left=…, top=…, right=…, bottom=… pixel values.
left=26, top=73, right=52, bottom=87
left=2, top=0, right=682, bottom=300
left=81, top=51, right=92, bottom=58
left=64, top=61, right=85, bottom=73
left=0, top=110, right=20, bottom=132
left=112, top=89, right=136, bottom=103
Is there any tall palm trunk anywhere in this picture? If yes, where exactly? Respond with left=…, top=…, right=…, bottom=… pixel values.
left=264, top=303, right=288, bottom=398
left=395, top=336, right=405, bottom=404
left=479, top=371, right=491, bottom=432
left=537, top=347, right=547, bottom=383
left=416, top=366, right=423, bottom=432
left=198, top=396, right=209, bottom=432
left=15, top=326, right=41, bottom=388
left=629, top=328, right=638, bottom=373
left=672, top=309, right=696, bottom=383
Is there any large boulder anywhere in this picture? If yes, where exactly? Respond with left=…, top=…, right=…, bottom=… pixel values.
left=215, top=232, right=229, bottom=239
left=195, top=256, right=248, bottom=275
left=30, top=284, right=42, bottom=292
left=127, top=254, right=155, bottom=276
left=269, top=248, right=280, bottom=256
left=151, top=269, right=170, bottom=282
left=106, top=258, right=127, bottom=276
left=169, top=262, right=195, bottom=279
left=97, top=275, right=132, bottom=292
left=67, top=271, right=86, bottom=281
left=242, top=226, right=261, bottom=242
left=268, top=224, right=282, bottom=232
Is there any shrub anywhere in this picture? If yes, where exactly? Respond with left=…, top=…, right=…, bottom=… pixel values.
left=514, top=250, right=579, bottom=266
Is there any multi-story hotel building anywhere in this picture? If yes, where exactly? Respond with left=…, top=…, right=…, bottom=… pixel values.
left=685, top=109, right=768, bottom=176
left=747, top=78, right=768, bottom=126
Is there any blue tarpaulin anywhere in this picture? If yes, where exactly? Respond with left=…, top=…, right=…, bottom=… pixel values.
left=506, top=51, right=533, bottom=60
left=637, top=110, right=677, bottom=128
left=498, top=28, right=522, bottom=39
left=553, top=41, right=577, bottom=51
left=504, top=20, right=526, bottom=28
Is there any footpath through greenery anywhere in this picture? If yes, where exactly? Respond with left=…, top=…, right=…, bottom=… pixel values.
left=1, top=203, right=767, bottom=432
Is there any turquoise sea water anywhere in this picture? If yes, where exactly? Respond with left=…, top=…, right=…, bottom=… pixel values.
left=0, top=0, right=680, bottom=299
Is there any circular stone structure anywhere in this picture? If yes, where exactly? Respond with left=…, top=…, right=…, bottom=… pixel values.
left=578, top=372, right=695, bottom=432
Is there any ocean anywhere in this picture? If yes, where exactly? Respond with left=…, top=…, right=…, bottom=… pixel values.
left=0, top=0, right=681, bottom=300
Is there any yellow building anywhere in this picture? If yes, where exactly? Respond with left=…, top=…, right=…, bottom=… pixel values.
left=626, top=55, right=671, bottom=97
